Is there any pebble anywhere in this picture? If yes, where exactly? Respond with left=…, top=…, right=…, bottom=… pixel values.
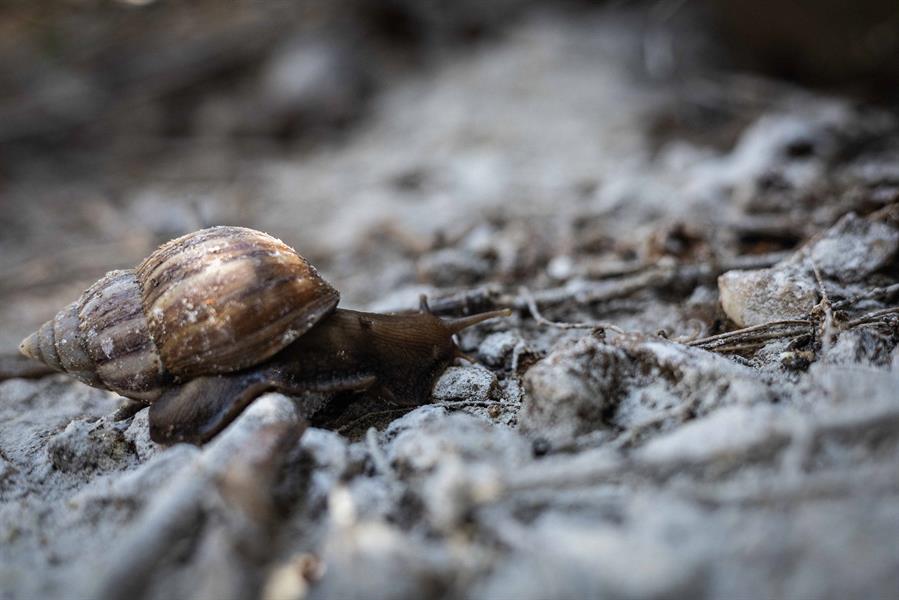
left=477, top=331, right=521, bottom=367
left=718, top=211, right=899, bottom=327
left=47, top=418, right=137, bottom=473
left=807, top=212, right=899, bottom=282
left=431, top=365, right=498, bottom=403
left=520, top=335, right=626, bottom=443
left=718, top=266, right=818, bottom=327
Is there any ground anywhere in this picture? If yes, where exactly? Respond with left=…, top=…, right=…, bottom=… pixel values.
left=1, top=4, right=898, bottom=600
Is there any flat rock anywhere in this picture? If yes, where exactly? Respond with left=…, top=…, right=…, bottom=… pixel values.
left=520, top=335, right=627, bottom=443
left=521, top=334, right=773, bottom=444
left=718, top=211, right=899, bottom=327
left=638, top=405, right=789, bottom=465
left=718, top=266, right=818, bottom=327
left=807, top=212, right=899, bottom=282
left=431, top=365, right=498, bottom=403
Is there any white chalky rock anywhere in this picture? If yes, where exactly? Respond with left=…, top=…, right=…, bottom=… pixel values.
left=718, top=212, right=899, bottom=327
left=718, top=266, right=817, bottom=327
left=807, top=212, right=899, bottom=282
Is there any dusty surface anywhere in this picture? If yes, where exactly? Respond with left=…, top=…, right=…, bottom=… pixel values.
left=2, top=5, right=899, bottom=600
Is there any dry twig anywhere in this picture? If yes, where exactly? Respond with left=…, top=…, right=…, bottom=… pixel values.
left=831, top=283, right=899, bottom=310
left=519, top=286, right=624, bottom=333
left=686, top=320, right=811, bottom=350
left=427, top=252, right=787, bottom=317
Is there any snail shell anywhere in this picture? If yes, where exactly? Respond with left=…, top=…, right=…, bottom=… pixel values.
left=19, top=226, right=339, bottom=401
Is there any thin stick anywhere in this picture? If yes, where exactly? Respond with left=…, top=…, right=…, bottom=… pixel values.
left=687, top=320, right=810, bottom=347
left=832, top=284, right=899, bottom=310
left=425, top=251, right=788, bottom=317
left=846, top=306, right=899, bottom=328
left=436, top=400, right=506, bottom=409
left=0, top=353, right=56, bottom=381
left=808, top=257, right=836, bottom=348
left=336, top=408, right=414, bottom=434
left=520, top=286, right=624, bottom=333
left=708, top=334, right=812, bottom=354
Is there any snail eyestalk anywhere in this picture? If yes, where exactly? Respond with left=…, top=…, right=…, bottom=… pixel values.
left=442, top=308, right=513, bottom=334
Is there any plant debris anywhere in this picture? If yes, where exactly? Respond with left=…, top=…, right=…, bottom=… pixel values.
left=2, top=4, right=899, bottom=600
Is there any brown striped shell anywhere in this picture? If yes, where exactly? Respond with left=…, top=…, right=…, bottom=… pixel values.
left=18, top=227, right=339, bottom=401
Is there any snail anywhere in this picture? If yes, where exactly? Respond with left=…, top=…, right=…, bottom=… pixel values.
left=19, top=226, right=509, bottom=444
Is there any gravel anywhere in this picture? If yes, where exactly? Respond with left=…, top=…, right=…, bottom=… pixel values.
left=2, top=5, right=899, bottom=600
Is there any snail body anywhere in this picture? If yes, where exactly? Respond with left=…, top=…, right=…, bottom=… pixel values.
left=20, top=226, right=506, bottom=444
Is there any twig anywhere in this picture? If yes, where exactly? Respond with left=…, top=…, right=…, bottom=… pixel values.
left=435, top=400, right=506, bottom=409
left=808, top=257, right=836, bottom=348
left=426, top=286, right=505, bottom=316
left=95, top=395, right=305, bottom=600
left=686, top=320, right=811, bottom=348
left=831, top=283, right=899, bottom=310
left=809, top=259, right=830, bottom=306
left=0, top=353, right=56, bottom=381
left=426, top=252, right=788, bottom=317
left=336, top=408, right=415, bottom=434
left=689, top=302, right=897, bottom=355
left=519, top=286, right=624, bottom=333
left=705, top=334, right=812, bottom=354
left=846, top=306, right=899, bottom=327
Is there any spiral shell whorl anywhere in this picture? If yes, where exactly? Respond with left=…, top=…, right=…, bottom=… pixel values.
left=20, top=302, right=102, bottom=387
left=135, top=226, right=339, bottom=378
left=78, top=270, right=166, bottom=400
left=20, top=319, right=61, bottom=371
left=20, top=270, right=166, bottom=401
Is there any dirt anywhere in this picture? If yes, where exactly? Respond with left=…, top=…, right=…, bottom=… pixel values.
left=1, top=4, right=898, bottom=600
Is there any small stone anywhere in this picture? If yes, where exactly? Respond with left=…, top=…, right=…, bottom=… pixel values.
left=383, top=405, right=450, bottom=442
left=431, top=366, right=498, bottom=403
left=718, top=211, right=899, bottom=327
left=478, top=332, right=520, bottom=367
left=807, top=212, right=899, bottom=282
left=531, top=437, right=551, bottom=456
left=520, top=336, right=627, bottom=443
left=820, top=327, right=898, bottom=368
left=547, top=255, right=575, bottom=280
left=718, top=267, right=817, bottom=327
left=122, top=408, right=161, bottom=462
left=262, top=554, right=324, bottom=600
left=47, top=418, right=137, bottom=473
left=388, top=413, right=530, bottom=474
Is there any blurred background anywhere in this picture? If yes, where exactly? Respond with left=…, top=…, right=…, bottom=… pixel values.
left=2, top=0, right=898, bottom=348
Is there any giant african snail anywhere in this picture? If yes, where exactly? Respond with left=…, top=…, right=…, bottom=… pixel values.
left=19, top=226, right=509, bottom=444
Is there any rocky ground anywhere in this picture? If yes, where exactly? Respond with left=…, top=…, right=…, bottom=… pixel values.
left=1, top=4, right=898, bottom=600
